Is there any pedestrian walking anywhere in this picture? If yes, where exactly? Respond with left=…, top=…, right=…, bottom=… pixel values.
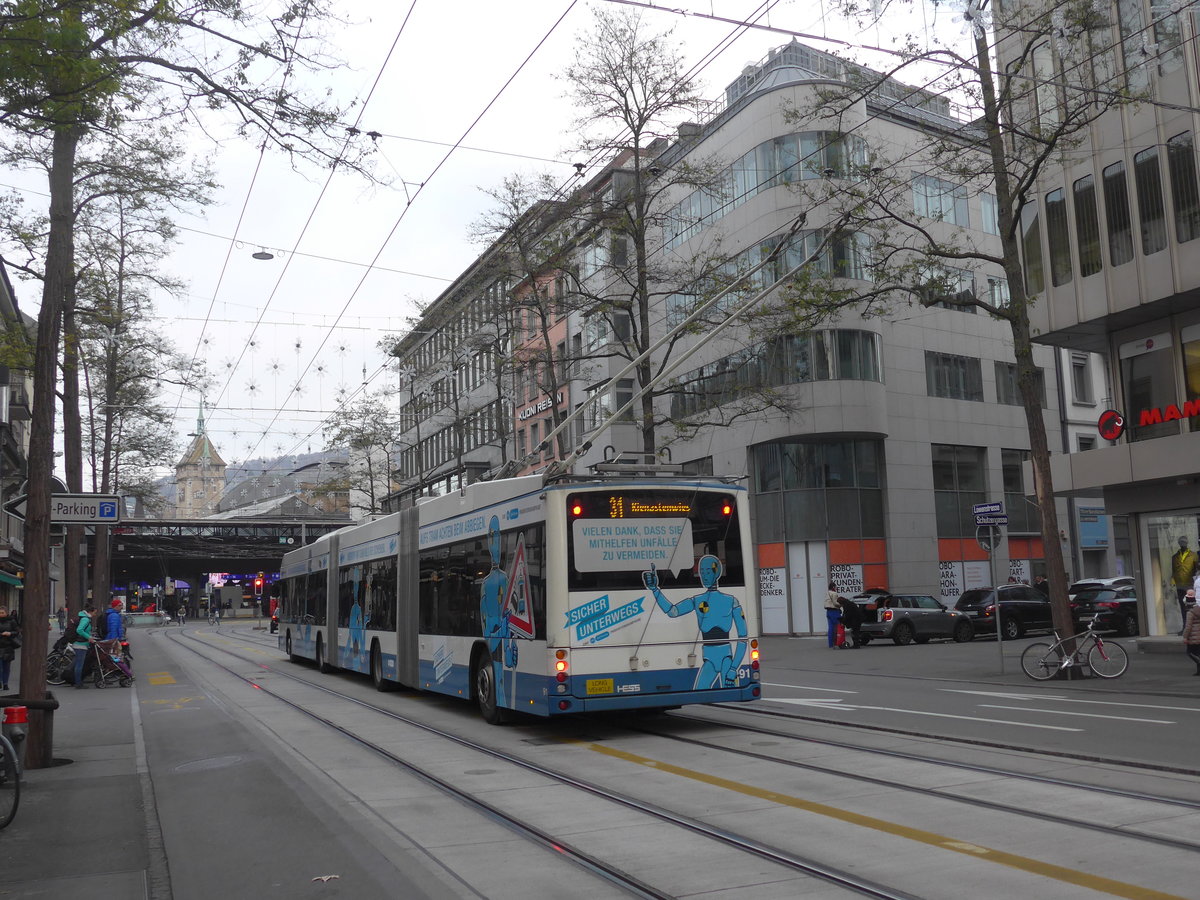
left=0, top=604, right=20, bottom=691
left=104, top=599, right=126, bottom=642
left=56, top=604, right=67, bottom=631
left=824, top=584, right=843, bottom=648
left=1183, top=591, right=1200, bottom=676
left=72, top=603, right=96, bottom=688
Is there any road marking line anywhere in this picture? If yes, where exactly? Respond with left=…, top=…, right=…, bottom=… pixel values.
left=146, top=672, right=176, bottom=686
left=769, top=698, right=1083, bottom=731
left=762, top=682, right=859, bottom=693
left=944, top=689, right=1200, bottom=713
left=576, top=741, right=1187, bottom=900
left=978, top=704, right=1174, bottom=724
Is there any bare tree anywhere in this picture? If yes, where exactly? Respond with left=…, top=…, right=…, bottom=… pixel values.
left=0, top=0, right=371, bottom=767
left=322, top=390, right=400, bottom=517
left=761, top=0, right=1137, bottom=647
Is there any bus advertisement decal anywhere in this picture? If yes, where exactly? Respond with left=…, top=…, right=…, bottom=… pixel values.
left=571, top=519, right=693, bottom=574
left=566, top=594, right=647, bottom=643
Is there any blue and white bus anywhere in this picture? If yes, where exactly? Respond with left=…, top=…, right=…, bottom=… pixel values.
left=276, top=473, right=761, bottom=721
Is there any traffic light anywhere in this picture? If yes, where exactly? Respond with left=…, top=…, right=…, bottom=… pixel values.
left=253, top=576, right=264, bottom=597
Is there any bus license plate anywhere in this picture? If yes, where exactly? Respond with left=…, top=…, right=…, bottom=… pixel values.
left=586, top=678, right=614, bottom=695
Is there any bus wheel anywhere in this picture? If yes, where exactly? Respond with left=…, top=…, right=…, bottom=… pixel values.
left=286, top=631, right=298, bottom=663
left=472, top=651, right=510, bottom=725
left=370, top=643, right=393, bottom=692
left=316, top=637, right=335, bottom=674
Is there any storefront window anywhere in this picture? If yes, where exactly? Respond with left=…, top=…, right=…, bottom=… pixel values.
left=1182, top=324, right=1200, bottom=408
left=1119, top=334, right=1179, bottom=441
left=1146, top=513, right=1200, bottom=634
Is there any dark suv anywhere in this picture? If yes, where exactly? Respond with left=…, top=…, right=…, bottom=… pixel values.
left=954, top=584, right=1052, bottom=640
left=1071, top=586, right=1139, bottom=636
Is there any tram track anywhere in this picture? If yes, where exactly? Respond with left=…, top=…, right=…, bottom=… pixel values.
left=671, top=706, right=1200, bottom=808
left=150, top=624, right=1199, bottom=900
left=160, top=625, right=918, bottom=900
left=701, top=701, right=1200, bottom=778
left=622, top=718, right=1200, bottom=855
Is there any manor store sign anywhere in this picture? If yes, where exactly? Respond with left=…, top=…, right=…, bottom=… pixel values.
left=1137, top=399, right=1200, bottom=427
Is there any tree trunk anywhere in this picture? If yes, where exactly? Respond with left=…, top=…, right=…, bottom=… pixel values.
left=20, top=125, right=79, bottom=769
left=62, top=304, right=85, bottom=614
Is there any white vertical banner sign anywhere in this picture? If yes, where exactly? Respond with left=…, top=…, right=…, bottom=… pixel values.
left=939, top=561, right=963, bottom=601
left=829, top=563, right=863, bottom=593
left=759, top=566, right=788, bottom=633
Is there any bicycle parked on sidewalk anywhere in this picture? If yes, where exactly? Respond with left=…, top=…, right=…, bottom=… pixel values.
left=1020, top=616, right=1129, bottom=680
left=0, top=729, right=19, bottom=829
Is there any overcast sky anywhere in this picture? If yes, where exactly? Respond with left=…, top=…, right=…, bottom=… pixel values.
left=5, top=0, right=967, bottom=480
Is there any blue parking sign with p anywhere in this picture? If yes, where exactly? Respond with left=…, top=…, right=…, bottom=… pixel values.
left=98, top=501, right=117, bottom=519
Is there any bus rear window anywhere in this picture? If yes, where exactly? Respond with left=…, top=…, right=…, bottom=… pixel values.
left=566, top=490, right=744, bottom=591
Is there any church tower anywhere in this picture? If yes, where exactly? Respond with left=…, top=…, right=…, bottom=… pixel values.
left=174, top=404, right=226, bottom=518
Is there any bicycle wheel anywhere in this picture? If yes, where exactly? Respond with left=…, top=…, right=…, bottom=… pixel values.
left=1021, top=642, right=1063, bottom=680
left=46, top=650, right=72, bottom=685
left=1088, top=639, right=1129, bottom=678
left=0, top=732, right=20, bottom=829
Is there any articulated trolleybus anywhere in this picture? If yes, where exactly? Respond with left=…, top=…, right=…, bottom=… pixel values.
left=277, top=473, right=762, bottom=722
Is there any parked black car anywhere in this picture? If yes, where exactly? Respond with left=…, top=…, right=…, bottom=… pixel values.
left=1071, top=586, right=1139, bottom=636
left=954, top=584, right=1053, bottom=640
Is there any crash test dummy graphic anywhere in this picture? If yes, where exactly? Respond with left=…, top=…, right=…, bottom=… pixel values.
left=347, top=573, right=367, bottom=668
left=642, top=555, right=747, bottom=688
left=479, top=515, right=516, bottom=705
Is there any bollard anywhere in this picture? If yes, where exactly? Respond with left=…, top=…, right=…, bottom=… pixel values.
left=2, top=705, right=28, bottom=774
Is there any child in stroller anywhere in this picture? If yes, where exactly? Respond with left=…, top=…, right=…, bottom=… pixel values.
left=88, top=639, right=134, bottom=688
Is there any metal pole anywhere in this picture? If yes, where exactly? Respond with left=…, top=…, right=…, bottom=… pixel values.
left=989, top=527, right=1004, bottom=674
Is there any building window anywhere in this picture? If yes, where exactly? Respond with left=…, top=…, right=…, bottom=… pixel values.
left=1077, top=435, right=1096, bottom=452
left=1182, top=323, right=1200, bottom=416
left=1072, top=174, right=1103, bottom=277
left=1071, top=352, right=1095, bottom=404
left=1133, top=146, right=1167, bottom=255
left=932, top=444, right=987, bottom=538
left=670, top=330, right=882, bottom=420
left=988, top=277, right=1011, bottom=307
left=1033, top=42, right=1059, bottom=129
left=913, top=175, right=969, bottom=226
left=752, top=439, right=885, bottom=540
left=1045, top=188, right=1072, bottom=286
left=1002, top=449, right=1036, bottom=533
left=1116, top=0, right=1151, bottom=93
left=926, top=352, right=984, bottom=401
left=1167, top=132, right=1200, bottom=243
left=1103, top=161, right=1135, bottom=266
left=994, top=362, right=1046, bottom=407
left=1119, top=333, right=1177, bottom=441
left=1019, top=201, right=1044, bottom=294
left=981, top=192, right=1000, bottom=235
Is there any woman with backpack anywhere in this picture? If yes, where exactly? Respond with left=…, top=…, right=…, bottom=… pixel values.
left=71, top=603, right=96, bottom=688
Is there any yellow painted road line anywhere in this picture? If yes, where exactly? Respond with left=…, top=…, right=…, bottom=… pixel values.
left=577, top=741, right=1187, bottom=900
left=146, top=672, right=176, bottom=686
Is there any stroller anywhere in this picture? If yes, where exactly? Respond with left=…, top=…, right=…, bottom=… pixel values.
left=47, top=633, right=135, bottom=686
left=89, top=640, right=134, bottom=688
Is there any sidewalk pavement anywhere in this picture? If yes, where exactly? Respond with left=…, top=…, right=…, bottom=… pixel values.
left=0, top=625, right=1194, bottom=898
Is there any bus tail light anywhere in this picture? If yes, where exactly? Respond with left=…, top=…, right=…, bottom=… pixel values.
left=555, top=648, right=568, bottom=683
left=750, top=639, right=760, bottom=673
